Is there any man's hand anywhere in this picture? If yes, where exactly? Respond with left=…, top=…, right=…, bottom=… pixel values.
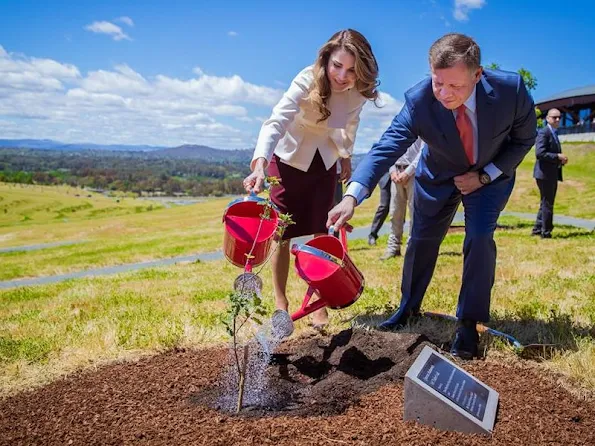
left=390, top=170, right=400, bottom=183
left=327, top=195, right=356, bottom=230
left=395, top=171, right=411, bottom=184
left=454, top=171, right=483, bottom=195
left=558, top=153, right=568, bottom=165
left=339, top=158, right=352, bottom=182
left=243, top=158, right=267, bottom=193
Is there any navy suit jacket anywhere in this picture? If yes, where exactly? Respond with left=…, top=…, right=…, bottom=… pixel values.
left=351, top=69, right=537, bottom=215
left=533, top=125, right=563, bottom=182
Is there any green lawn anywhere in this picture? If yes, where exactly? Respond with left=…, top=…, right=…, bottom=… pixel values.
left=1, top=221, right=593, bottom=396
left=1, top=144, right=593, bottom=282
left=0, top=144, right=594, bottom=397
left=508, top=143, right=595, bottom=219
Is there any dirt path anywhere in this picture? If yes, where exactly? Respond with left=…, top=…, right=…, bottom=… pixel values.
left=1, top=212, right=592, bottom=290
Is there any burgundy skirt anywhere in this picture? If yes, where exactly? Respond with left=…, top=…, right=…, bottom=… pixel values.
left=268, top=151, right=337, bottom=240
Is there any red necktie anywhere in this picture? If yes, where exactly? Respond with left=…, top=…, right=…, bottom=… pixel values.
left=456, top=104, right=474, bottom=164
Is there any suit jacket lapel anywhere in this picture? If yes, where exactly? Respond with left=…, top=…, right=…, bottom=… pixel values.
left=476, top=76, right=495, bottom=166
left=431, top=99, right=469, bottom=167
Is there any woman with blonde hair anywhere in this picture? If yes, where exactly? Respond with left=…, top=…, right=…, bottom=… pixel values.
left=243, top=29, right=379, bottom=329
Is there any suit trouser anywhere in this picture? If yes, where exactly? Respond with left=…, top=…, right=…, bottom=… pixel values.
left=533, top=178, right=558, bottom=236
left=392, top=174, right=515, bottom=323
left=386, top=176, right=415, bottom=253
left=369, top=172, right=392, bottom=238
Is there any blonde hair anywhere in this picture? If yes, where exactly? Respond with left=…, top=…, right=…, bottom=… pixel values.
left=309, top=29, right=379, bottom=123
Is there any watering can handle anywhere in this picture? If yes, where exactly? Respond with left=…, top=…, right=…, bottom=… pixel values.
left=290, top=286, right=327, bottom=322
left=328, top=225, right=350, bottom=252
left=248, top=180, right=271, bottom=196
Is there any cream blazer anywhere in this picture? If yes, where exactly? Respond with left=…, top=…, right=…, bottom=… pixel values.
left=251, top=66, right=367, bottom=172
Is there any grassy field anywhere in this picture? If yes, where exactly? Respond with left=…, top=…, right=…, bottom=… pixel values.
left=0, top=184, right=160, bottom=229
left=0, top=184, right=229, bottom=280
left=508, top=142, right=595, bottom=219
left=1, top=220, right=593, bottom=396
left=0, top=143, right=594, bottom=397
left=1, top=144, right=593, bottom=282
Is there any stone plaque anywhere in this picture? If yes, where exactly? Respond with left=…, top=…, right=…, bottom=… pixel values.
left=404, top=346, right=499, bottom=435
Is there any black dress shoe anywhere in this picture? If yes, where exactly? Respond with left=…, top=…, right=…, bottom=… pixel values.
left=531, top=231, right=541, bottom=236
left=450, top=319, right=479, bottom=360
left=377, top=309, right=421, bottom=331
left=541, top=233, right=552, bottom=239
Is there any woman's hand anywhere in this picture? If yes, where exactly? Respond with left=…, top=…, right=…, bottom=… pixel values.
left=243, top=158, right=267, bottom=193
left=339, top=157, right=352, bottom=182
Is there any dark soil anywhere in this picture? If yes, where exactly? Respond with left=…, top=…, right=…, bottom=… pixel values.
left=1, top=329, right=594, bottom=445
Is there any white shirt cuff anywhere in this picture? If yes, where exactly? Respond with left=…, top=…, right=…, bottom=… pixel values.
left=344, top=182, right=369, bottom=206
left=404, top=165, right=416, bottom=177
left=483, top=163, right=503, bottom=181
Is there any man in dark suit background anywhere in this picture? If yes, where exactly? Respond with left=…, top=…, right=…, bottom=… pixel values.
left=532, top=108, right=568, bottom=238
left=327, top=33, right=536, bottom=360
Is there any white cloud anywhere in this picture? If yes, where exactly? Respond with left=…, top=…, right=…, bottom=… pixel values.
left=453, top=0, right=486, bottom=22
left=355, top=92, right=405, bottom=153
left=0, top=46, right=407, bottom=150
left=85, top=21, right=131, bottom=41
left=81, top=64, right=152, bottom=95
left=236, top=116, right=254, bottom=123
left=115, top=16, right=134, bottom=27
left=228, top=31, right=238, bottom=37
left=155, top=72, right=282, bottom=106
left=211, top=104, right=248, bottom=116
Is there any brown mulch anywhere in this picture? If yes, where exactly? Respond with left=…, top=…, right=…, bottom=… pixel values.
left=1, top=329, right=594, bottom=446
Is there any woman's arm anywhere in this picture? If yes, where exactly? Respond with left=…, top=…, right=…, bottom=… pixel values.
left=250, top=68, right=312, bottom=171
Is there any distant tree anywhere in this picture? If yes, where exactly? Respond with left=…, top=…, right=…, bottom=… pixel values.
left=517, top=68, right=537, bottom=91
left=487, top=62, right=541, bottom=127
left=486, top=63, right=537, bottom=92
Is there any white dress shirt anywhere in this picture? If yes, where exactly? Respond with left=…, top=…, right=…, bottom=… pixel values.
left=389, top=137, right=424, bottom=177
left=346, top=85, right=502, bottom=205
left=251, top=66, right=367, bottom=172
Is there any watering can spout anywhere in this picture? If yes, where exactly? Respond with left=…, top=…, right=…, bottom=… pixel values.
left=271, top=310, right=294, bottom=339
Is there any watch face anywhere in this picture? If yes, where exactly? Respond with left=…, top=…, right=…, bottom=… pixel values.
left=480, top=173, right=491, bottom=184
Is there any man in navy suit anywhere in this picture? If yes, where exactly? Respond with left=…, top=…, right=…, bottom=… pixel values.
left=532, top=108, right=568, bottom=238
left=327, top=33, right=536, bottom=359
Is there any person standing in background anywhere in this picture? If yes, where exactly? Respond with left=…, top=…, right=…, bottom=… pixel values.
left=367, top=170, right=392, bottom=246
left=380, top=138, right=423, bottom=259
left=532, top=108, right=568, bottom=238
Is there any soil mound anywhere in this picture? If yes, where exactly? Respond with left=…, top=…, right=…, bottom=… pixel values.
left=1, top=328, right=594, bottom=445
left=193, top=328, right=432, bottom=416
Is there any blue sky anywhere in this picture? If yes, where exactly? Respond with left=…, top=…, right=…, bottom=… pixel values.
left=0, top=0, right=593, bottom=151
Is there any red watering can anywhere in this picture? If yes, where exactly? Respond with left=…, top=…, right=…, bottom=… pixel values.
left=222, top=193, right=279, bottom=270
left=271, top=225, right=365, bottom=338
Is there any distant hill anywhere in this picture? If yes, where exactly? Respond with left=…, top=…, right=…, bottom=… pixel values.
left=150, top=144, right=253, bottom=162
left=0, top=139, right=253, bottom=163
left=0, top=139, right=166, bottom=152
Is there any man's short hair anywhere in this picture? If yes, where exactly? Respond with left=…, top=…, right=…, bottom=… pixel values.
left=429, top=33, right=481, bottom=70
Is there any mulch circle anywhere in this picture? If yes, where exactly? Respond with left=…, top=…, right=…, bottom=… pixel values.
left=1, top=328, right=594, bottom=445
